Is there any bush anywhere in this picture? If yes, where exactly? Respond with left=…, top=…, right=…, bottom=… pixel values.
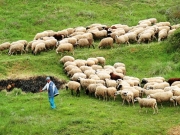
left=165, top=28, right=180, bottom=53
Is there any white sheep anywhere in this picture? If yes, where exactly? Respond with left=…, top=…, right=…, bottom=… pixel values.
left=86, top=83, right=103, bottom=96
left=96, top=57, right=106, bottom=67
left=137, top=32, right=152, bottom=44
left=147, top=82, right=170, bottom=90
left=134, top=97, right=158, bottom=114
left=106, top=87, right=117, bottom=101
left=66, top=81, right=81, bottom=96
left=143, top=89, right=164, bottom=97
left=158, top=29, right=168, bottom=42
left=33, top=42, right=46, bottom=55
left=60, top=56, right=75, bottom=64
left=8, top=43, right=25, bottom=55
left=172, top=87, right=180, bottom=96
left=56, top=43, right=74, bottom=56
left=0, top=42, right=11, bottom=52
left=95, top=85, right=107, bottom=101
left=70, top=72, right=87, bottom=81
left=76, top=38, right=95, bottom=48
left=91, top=65, right=103, bottom=70
left=170, top=96, right=180, bottom=106
left=77, top=77, right=96, bottom=90
left=84, top=69, right=96, bottom=78
left=116, top=90, right=134, bottom=106
left=115, top=35, right=129, bottom=45
left=34, top=31, right=49, bottom=40
left=147, top=91, right=173, bottom=107
left=44, top=38, right=57, bottom=50
left=74, top=59, right=87, bottom=67
left=105, top=79, right=118, bottom=88
left=98, top=37, right=114, bottom=49
left=91, top=30, right=107, bottom=40
left=67, top=68, right=82, bottom=77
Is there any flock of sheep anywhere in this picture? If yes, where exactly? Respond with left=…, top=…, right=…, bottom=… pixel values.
left=61, top=55, right=180, bottom=114
left=0, top=18, right=180, bottom=55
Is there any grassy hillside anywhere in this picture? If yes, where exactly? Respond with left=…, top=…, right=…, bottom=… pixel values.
left=0, top=0, right=180, bottom=135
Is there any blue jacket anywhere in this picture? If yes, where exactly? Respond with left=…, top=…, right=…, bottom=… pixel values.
left=42, top=81, right=59, bottom=97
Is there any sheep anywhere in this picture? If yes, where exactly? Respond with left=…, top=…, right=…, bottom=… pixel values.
left=44, top=38, right=57, bottom=50
left=79, top=66, right=93, bottom=72
left=0, top=42, right=11, bottom=52
left=172, top=87, right=180, bottom=96
left=60, top=56, right=75, bottom=64
left=84, top=69, right=96, bottom=78
left=74, top=59, right=87, bottom=68
left=168, top=29, right=176, bottom=37
left=8, top=43, right=26, bottom=55
left=96, top=71, right=111, bottom=80
left=170, top=96, right=180, bottom=106
left=116, top=79, right=130, bottom=90
left=147, top=91, right=173, bottom=107
left=88, top=74, right=100, bottom=80
left=86, top=59, right=96, bottom=66
left=56, top=43, right=74, bottom=56
left=87, top=58, right=98, bottom=64
left=115, top=35, right=129, bottom=45
left=164, top=86, right=179, bottom=92
left=91, top=65, right=103, bottom=70
left=141, top=77, right=165, bottom=85
left=34, top=31, right=49, bottom=40
left=125, top=32, right=138, bottom=43
left=31, top=40, right=44, bottom=53
left=167, top=78, right=180, bottom=86
left=114, top=62, right=125, bottom=68
left=98, top=37, right=114, bottom=49
left=77, top=77, right=96, bottom=90
left=106, top=87, right=117, bottom=101
left=134, top=97, right=158, bottom=114
left=155, top=22, right=171, bottom=27
left=33, top=42, right=46, bottom=55
left=171, top=81, right=180, bottom=86
left=143, top=89, right=164, bottom=97
left=105, top=79, right=118, bottom=88
left=158, top=29, right=168, bottom=42
left=86, top=83, right=103, bottom=96
left=137, top=32, right=152, bottom=44
left=147, top=82, right=170, bottom=90
left=95, top=85, right=107, bottom=101
left=116, top=90, right=134, bottom=106
left=96, top=57, right=106, bottom=67
left=57, top=37, right=78, bottom=47
left=70, top=72, right=87, bottom=81
left=91, top=30, right=107, bottom=40
left=63, top=61, right=76, bottom=68
left=110, top=72, right=122, bottom=80
left=64, top=65, right=78, bottom=73
left=67, top=68, right=82, bottom=77
left=66, top=81, right=81, bottom=96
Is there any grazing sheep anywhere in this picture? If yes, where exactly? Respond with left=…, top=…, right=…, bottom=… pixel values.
left=86, top=59, right=96, bottom=66
left=86, top=83, right=103, bottom=96
left=66, top=81, right=81, bottom=96
left=79, top=66, right=93, bottom=72
left=134, top=97, right=158, bottom=114
left=115, top=35, right=129, bottom=45
left=147, top=82, right=170, bottom=90
left=91, top=65, right=103, bottom=70
left=110, top=72, right=122, bottom=80
left=33, top=42, right=46, bottom=55
left=76, top=38, right=95, bottom=48
left=44, top=39, right=57, bottom=50
left=172, top=88, right=180, bottom=96
left=70, top=72, right=87, bottom=81
left=95, top=85, right=107, bottom=101
left=96, top=71, right=111, bottom=80
left=91, top=30, right=107, bottom=40
left=170, top=96, right=180, bottom=106
left=87, top=58, right=98, bottom=64
left=8, top=43, right=26, bottom=55
left=0, top=42, right=11, bottom=52
left=106, top=87, right=117, bottom=101
left=98, top=37, right=114, bottom=49
left=67, top=68, right=82, bottom=77
left=105, top=79, right=118, bottom=88
left=56, top=43, right=74, bottom=56
left=77, top=77, right=96, bottom=90
left=96, top=57, right=106, bottom=67
left=167, top=78, right=180, bottom=86
left=84, top=69, right=96, bottom=78
left=158, top=29, right=168, bottom=42
left=64, top=65, right=78, bottom=74
left=74, top=59, right=87, bottom=68
left=147, top=91, right=173, bottom=107
left=88, top=74, right=100, bottom=80
left=143, top=89, right=164, bottom=97
left=34, top=31, right=49, bottom=40
left=60, top=56, right=75, bottom=64
left=137, top=32, right=152, bottom=44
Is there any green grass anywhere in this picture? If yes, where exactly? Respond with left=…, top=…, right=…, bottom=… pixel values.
left=0, top=0, right=180, bottom=134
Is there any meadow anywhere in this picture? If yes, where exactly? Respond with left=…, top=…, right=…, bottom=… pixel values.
left=0, top=0, right=180, bottom=134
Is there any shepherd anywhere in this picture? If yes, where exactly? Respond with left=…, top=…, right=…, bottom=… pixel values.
left=40, top=76, right=59, bottom=109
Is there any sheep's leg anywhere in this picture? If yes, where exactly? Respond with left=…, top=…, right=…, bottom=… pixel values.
left=71, top=90, right=73, bottom=95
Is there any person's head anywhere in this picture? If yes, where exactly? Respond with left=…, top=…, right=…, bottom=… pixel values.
left=46, top=76, right=51, bottom=82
